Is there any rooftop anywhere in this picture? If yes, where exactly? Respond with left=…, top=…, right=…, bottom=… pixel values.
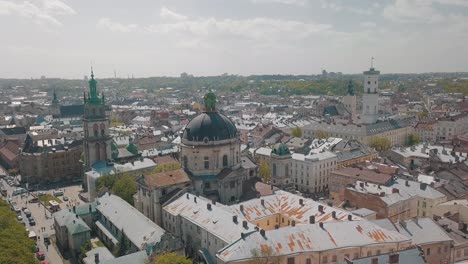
left=97, top=193, right=166, bottom=249
left=217, top=220, right=410, bottom=263
left=142, top=169, right=190, bottom=188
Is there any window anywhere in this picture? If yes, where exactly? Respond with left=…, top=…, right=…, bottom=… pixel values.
left=93, top=124, right=98, bottom=137
left=376, top=250, right=381, bottom=255
left=426, top=248, right=430, bottom=256
left=100, top=123, right=105, bottom=136
left=306, top=259, right=311, bottom=264
left=204, top=156, right=209, bottom=169
left=367, top=251, right=372, bottom=257
left=464, top=248, right=468, bottom=256
left=273, top=164, right=277, bottom=177
left=205, top=182, right=211, bottom=189
left=183, top=156, right=188, bottom=168
left=322, top=256, right=328, bottom=264
left=223, top=155, right=228, bottom=167
left=332, top=255, right=337, bottom=262
left=287, top=257, right=295, bottom=264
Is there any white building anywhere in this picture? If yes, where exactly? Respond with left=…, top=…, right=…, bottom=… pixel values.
left=361, top=65, right=380, bottom=124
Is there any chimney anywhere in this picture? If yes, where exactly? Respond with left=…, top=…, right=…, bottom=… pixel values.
left=332, top=211, right=336, bottom=219
left=405, top=180, right=409, bottom=187
left=89, top=204, right=92, bottom=212
left=380, top=192, right=385, bottom=196
left=241, top=233, right=245, bottom=239
left=318, top=205, right=324, bottom=213
left=299, top=199, right=304, bottom=206
left=233, top=215, right=238, bottom=223
left=95, top=253, right=100, bottom=264
left=319, top=222, right=324, bottom=229
left=240, top=205, right=244, bottom=212
left=359, top=182, right=364, bottom=188
left=194, top=197, right=197, bottom=203
left=261, top=199, right=265, bottom=206
left=420, top=183, right=427, bottom=190
left=389, top=253, right=399, bottom=264
left=207, top=203, right=212, bottom=210
left=459, top=221, right=468, bottom=232
left=392, top=188, right=399, bottom=194
left=260, top=229, right=266, bottom=237
left=186, top=193, right=189, bottom=199
left=348, top=215, right=353, bottom=221
left=242, top=220, right=248, bottom=229
left=310, top=215, right=315, bottom=224
left=212, top=200, right=216, bottom=205
left=291, top=220, right=296, bottom=227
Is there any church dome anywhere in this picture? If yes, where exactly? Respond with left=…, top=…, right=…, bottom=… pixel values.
left=182, top=112, right=237, bottom=142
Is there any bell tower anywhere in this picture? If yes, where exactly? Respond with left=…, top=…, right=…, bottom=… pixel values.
left=82, top=69, right=112, bottom=169
left=361, top=57, right=380, bottom=124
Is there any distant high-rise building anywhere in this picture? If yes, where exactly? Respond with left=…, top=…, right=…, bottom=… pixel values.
left=82, top=70, right=111, bottom=170
left=361, top=59, right=380, bottom=124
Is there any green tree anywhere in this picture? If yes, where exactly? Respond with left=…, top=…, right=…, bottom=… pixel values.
left=112, top=174, right=137, bottom=205
left=408, top=133, right=421, bottom=146
left=0, top=200, right=38, bottom=264
left=314, top=130, right=329, bottom=139
left=258, top=160, right=271, bottom=184
left=291, top=127, right=303, bottom=137
left=370, top=137, right=392, bottom=152
left=79, top=240, right=92, bottom=260
left=153, top=252, right=192, bottom=264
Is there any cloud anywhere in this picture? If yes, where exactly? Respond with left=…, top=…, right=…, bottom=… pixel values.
left=360, top=21, right=377, bottom=28
left=434, top=0, right=468, bottom=7
left=0, top=0, right=75, bottom=25
left=160, top=6, right=187, bottom=21
left=251, top=0, right=308, bottom=6
left=98, top=7, right=336, bottom=44
left=383, top=0, right=444, bottom=23
left=97, top=18, right=139, bottom=33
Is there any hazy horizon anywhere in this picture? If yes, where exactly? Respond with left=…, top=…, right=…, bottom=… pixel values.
left=1, top=0, right=468, bottom=79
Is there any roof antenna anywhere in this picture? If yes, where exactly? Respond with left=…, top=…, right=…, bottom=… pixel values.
left=370, top=56, right=375, bottom=69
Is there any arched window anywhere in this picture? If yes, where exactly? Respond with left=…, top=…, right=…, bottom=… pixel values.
left=222, top=155, right=228, bottom=167
left=272, top=164, right=277, bottom=177
left=285, top=164, right=289, bottom=177
left=204, top=157, right=209, bottom=169
left=93, top=124, right=98, bottom=137
left=92, top=108, right=96, bottom=116
left=100, top=123, right=105, bottom=136
left=183, top=156, right=188, bottom=168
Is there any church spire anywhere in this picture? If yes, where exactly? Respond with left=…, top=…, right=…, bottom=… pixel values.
left=86, top=68, right=103, bottom=104
left=52, top=89, right=59, bottom=105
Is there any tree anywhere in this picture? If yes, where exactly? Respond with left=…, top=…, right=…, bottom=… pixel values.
left=258, top=160, right=271, bottom=184
left=112, top=174, right=137, bottom=205
left=370, top=137, right=392, bottom=152
left=314, top=130, right=329, bottom=139
left=0, top=200, right=37, bottom=264
left=291, top=127, right=303, bottom=137
left=408, top=133, right=421, bottom=146
left=154, top=252, right=192, bottom=264
left=250, top=246, right=284, bottom=264
left=79, top=240, right=92, bottom=260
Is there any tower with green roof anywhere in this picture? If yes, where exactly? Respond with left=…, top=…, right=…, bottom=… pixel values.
left=343, top=79, right=357, bottom=122
left=82, top=69, right=112, bottom=170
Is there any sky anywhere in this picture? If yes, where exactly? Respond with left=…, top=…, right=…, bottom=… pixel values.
left=1, top=0, right=468, bottom=78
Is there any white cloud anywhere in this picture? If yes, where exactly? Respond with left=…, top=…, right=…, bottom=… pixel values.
left=251, top=0, right=308, bottom=6
left=97, top=17, right=139, bottom=33
left=383, top=0, right=444, bottom=23
left=434, top=0, right=468, bottom=7
left=0, top=0, right=75, bottom=25
left=160, top=6, right=187, bottom=21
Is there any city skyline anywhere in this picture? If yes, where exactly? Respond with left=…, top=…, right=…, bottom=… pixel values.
left=1, top=0, right=468, bottom=78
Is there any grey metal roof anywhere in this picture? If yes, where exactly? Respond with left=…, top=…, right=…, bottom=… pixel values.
left=97, top=193, right=166, bottom=249
left=337, top=248, right=425, bottom=264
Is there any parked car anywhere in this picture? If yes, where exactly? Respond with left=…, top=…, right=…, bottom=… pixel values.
left=16, top=215, right=23, bottom=221
left=28, top=218, right=36, bottom=226
left=37, top=191, right=46, bottom=196
left=24, top=209, right=31, bottom=218
left=53, top=191, right=64, bottom=197
left=62, top=196, right=69, bottom=201
left=29, top=197, right=39, bottom=203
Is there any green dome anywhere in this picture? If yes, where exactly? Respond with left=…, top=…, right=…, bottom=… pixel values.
left=126, top=143, right=138, bottom=155
left=272, top=143, right=290, bottom=156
